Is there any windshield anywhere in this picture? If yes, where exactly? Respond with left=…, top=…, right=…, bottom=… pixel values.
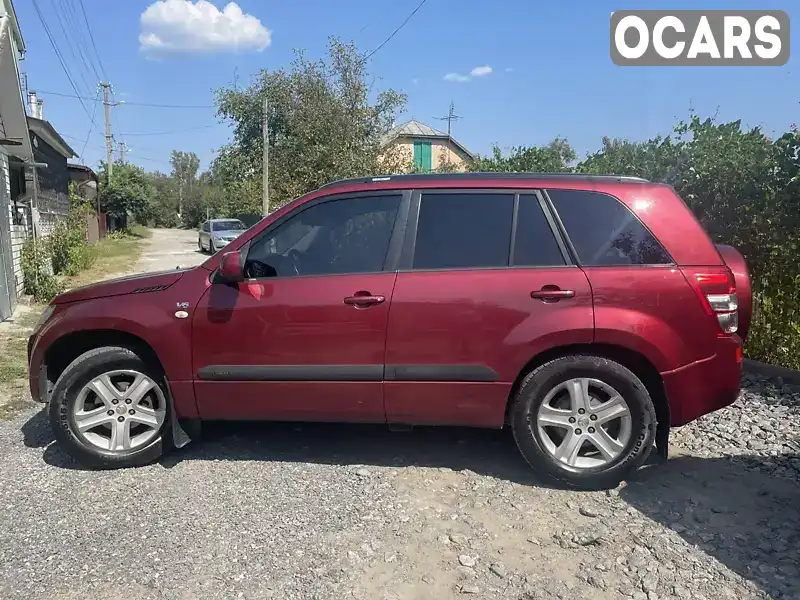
left=212, top=220, right=245, bottom=232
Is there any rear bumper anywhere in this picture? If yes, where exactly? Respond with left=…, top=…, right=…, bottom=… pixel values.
left=661, top=336, right=743, bottom=426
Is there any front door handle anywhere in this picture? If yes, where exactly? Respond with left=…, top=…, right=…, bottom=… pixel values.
left=531, top=286, right=575, bottom=302
left=344, top=293, right=386, bottom=307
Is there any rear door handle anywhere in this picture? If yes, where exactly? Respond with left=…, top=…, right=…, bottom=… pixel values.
left=531, top=287, right=575, bottom=302
left=344, top=294, right=386, bottom=306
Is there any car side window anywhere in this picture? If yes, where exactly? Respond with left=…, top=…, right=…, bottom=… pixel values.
left=513, top=195, right=566, bottom=266
left=413, top=193, right=514, bottom=269
left=201, top=222, right=209, bottom=232
left=548, top=189, right=672, bottom=266
left=244, top=194, right=401, bottom=279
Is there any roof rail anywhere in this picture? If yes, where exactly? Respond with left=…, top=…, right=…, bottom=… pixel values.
left=319, top=172, right=650, bottom=189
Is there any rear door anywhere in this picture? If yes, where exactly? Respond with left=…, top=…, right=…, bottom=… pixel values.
left=383, top=189, right=594, bottom=427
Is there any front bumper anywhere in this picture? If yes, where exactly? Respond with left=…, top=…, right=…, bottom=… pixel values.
left=27, top=333, right=48, bottom=403
left=661, top=335, right=743, bottom=426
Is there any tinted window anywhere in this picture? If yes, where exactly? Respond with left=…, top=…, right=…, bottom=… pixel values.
left=212, top=220, right=245, bottom=231
left=513, top=195, right=566, bottom=266
left=413, top=193, right=513, bottom=269
left=245, top=195, right=400, bottom=278
left=201, top=222, right=209, bottom=232
left=548, top=189, right=671, bottom=266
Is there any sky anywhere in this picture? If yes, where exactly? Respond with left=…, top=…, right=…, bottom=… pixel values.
left=12, top=0, right=800, bottom=174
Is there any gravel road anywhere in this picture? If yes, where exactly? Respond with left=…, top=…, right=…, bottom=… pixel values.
left=0, top=229, right=797, bottom=600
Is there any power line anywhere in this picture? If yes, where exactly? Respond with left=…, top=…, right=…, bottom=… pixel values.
left=364, top=0, right=429, bottom=61
left=60, top=0, right=102, bottom=81
left=48, top=0, right=95, bottom=96
left=80, top=87, right=101, bottom=160
left=34, top=89, right=214, bottom=109
left=76, top=0, right=108, bottom=82
left=31, top=0, right=95, bottom=122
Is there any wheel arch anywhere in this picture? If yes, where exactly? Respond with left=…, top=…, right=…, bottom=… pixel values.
left=505, top=343, right=670, bottom=457
left=43, top=329, right=166, bottom=398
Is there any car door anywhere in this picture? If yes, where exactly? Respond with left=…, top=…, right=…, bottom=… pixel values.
left=384, top=189, right=594, bottom=427
left=192, top=190, right=409, bottom=422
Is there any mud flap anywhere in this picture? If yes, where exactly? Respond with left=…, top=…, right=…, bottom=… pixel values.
left=171, top=412, right=193, bottom=449
left=163, top=377, right=197, bottom=449
left=655, top=418, right=669, bottom=459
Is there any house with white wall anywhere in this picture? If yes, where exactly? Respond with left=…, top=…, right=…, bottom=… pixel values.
left=0, top=0, right=34, bottom=320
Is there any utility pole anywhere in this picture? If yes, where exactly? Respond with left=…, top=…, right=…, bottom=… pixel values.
left=117, top=141, right=128, bottom=162
left=268, top=97, right=269, bottom=217
left=435, top=101, right=462, bottom=138
left=102, top=83, right=113, bottom=180
left=102, top=83, right=125, bottom=181
left=435, top=101, right=462, bottom=167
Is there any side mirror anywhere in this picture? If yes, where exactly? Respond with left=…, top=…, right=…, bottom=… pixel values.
left=218, top=250, right=244, bottom=283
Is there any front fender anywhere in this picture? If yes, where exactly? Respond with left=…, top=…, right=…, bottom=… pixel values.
left=33, top=295, right=194, bottom=382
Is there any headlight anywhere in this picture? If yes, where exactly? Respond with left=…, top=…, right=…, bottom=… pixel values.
left=33, top=304, right=56, bottom=333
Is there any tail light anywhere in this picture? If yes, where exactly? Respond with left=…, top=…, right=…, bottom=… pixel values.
left=688, top=270, right=739, bottom=335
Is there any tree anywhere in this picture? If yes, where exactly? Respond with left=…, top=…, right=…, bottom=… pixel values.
left=576, top=135, right=680, bottom=183
left=98, top=161, right=156, bottom=225
left=470, top=138, right=576, bottom=172
left=212, top=37, right=407, bottom=212
left=146, top=171, right=180, bottom=227
left=170, top=150, right=200, bottom=216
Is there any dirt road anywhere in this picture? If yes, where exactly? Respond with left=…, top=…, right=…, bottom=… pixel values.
left=135, top=227, right=207, bottom=272
left=0, top=229, right=797, bottom=600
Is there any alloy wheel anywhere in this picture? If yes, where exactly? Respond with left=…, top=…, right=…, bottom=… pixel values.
left=71, top=370, right=166, bottom=453
left=535, top=377, right=632, bottom=469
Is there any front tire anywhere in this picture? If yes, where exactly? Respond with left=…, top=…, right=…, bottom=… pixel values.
left=511, top=355, right=656, bottom=490
left=49, top=346, right=172, bottom=469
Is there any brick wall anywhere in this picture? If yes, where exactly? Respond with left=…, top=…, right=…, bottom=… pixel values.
left=10, top=221, right=27, bottom=296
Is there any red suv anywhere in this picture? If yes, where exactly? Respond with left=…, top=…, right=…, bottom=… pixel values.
left=27, top=173, right=750, bottom=489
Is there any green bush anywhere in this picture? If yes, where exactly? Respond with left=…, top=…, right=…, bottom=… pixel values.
left=50, top=194, right=97, bottom=277
left=21, top=236, right=64, bottom=303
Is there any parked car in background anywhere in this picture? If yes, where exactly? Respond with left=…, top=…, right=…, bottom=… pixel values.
left=198, top=218, right=247, bottom=253
left=28, top=173, right=750, bottom=489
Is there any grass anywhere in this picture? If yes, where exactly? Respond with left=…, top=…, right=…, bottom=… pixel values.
left=64, top=229, right=148, bottom=289
left=130, top=225, right=152, bottom=239
left=0, top=308, right=40, bottom=418
left=0, top=228, right=150, bottom=418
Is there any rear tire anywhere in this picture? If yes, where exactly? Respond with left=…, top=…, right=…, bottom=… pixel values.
left=198, top=238, right=204, bottom=252
left=511, top=354, right=655, bottom=490
left=49, top=346, right=173, bottom=469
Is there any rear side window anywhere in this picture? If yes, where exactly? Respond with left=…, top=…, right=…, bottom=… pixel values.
left=513, top=195, right=565, bottom=266
left=413, top=193, right=513, bottom=269
left=548, top=189, right=671, bottom=266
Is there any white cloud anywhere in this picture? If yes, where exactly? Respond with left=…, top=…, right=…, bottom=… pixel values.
left=444, top=72, right=471, bottom=83
left=444, top=65, right=493, bottom=83
left=470, top=65, right=492, bottom=77
left=139, top=0, right=271, bottom=54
